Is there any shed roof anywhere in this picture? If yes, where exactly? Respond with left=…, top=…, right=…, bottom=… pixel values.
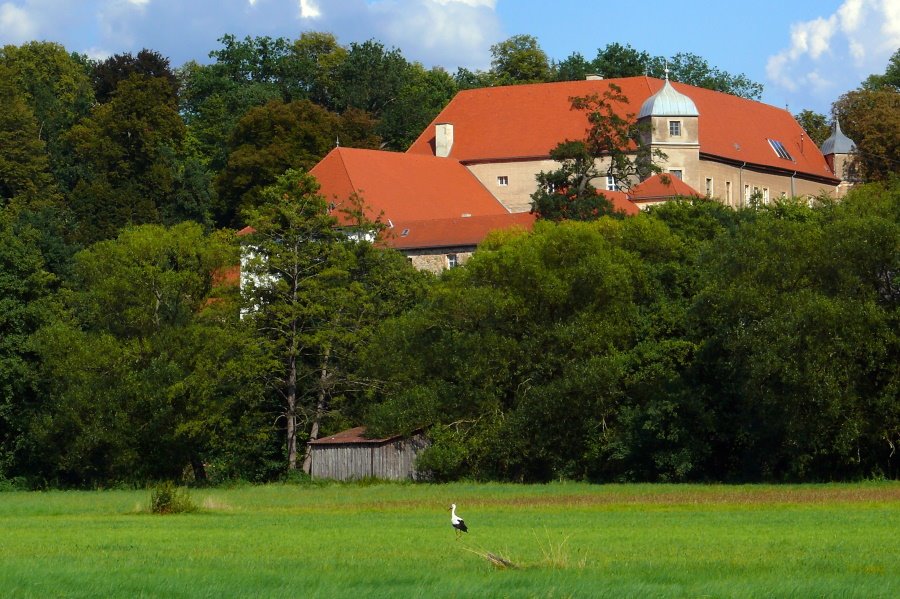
left=308, top=426, right=404, bottom=445
left=406, top=76, right=838, bottom=183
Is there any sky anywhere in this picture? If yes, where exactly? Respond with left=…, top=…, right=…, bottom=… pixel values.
left=1, top=0, right=898, bottom=115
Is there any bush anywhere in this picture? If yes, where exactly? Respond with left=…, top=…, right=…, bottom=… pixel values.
left=149, top=481, right=198, bottom=514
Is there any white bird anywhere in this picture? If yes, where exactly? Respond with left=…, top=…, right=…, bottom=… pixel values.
left=449, top=503, right=468, bottom=538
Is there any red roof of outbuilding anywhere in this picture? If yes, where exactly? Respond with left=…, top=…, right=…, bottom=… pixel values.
left=628, top=174, right=701, bottom=201
left=310, top=147, right=510, bottom=226
left=407, top=77, right=838, bottom=182
left=308, top=426, right=402, bottom=445
left=382, top=212, right=536, bottom=250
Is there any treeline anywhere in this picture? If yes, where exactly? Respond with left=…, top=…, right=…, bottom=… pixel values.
left=0, top=34, right=898, bottom=487
left=364, top=185, right=899, bottom=483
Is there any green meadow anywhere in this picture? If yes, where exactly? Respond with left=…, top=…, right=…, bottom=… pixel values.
left=1, top=482, right=898, bottom=598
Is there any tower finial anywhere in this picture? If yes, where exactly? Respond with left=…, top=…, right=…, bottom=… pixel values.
left=664, top=60, right=669, bottom=81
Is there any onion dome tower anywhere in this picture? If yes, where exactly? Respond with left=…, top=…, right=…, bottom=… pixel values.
left=637, top=68, right=700, bottom=185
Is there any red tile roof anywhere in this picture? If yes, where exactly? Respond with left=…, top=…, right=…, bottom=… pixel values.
left=603, top=190, right=641, bottom=216
left=407, top=77, right=838, bottom=182
left=628, top=174, right=701, bottom=201
left=310, top=147, right=510, bottom=226
left=382, top=212, right=536, bottom=250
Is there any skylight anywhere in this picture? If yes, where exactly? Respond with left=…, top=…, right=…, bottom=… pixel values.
left=768, top=139, right=794, bottom=161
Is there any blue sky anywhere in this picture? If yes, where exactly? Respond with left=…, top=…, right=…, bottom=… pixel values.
left=1, top=0, right=898, bottom=114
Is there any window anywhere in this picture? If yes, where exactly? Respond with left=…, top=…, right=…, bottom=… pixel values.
left=744, top=184, right=751, bottom=204
left=768, top=139, right=794, bottom=161
left=605, top=176, right=618, bottom=191
left=447, top=253, right=458, bottom=269
left=497, top=176, right=509, bottom=186
left=705, top=178, right=713, bottom=197
left=669, top=120, right=682, bottom=137
left=669, top=169, right=683, bottom=180
left=726, top=181, right=732, bottom=204
left=763, top=188, right=770, bottom=204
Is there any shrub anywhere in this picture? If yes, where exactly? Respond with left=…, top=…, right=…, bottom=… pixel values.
left=149, top=481, right=198, bottom=514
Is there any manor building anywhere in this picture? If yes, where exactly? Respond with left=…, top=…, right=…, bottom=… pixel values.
left=310, top=75, right=855, bottom=271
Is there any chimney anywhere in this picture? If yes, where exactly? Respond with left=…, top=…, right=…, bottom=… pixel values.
left=435, top=122, right=454, bottom=158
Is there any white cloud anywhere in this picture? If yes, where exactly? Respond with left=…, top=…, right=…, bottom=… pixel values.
left=0, top=0, right=500, bottom=73
left=0, top=2, right=38, bottom=43
left=299, top=0, right=320, bottom=19
left=767, top=0, right=900, bottom=104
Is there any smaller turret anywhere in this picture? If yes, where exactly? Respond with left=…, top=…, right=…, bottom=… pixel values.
left=820, top=118, right=857, bottom=193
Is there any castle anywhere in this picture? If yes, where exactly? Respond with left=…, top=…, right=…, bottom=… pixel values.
left=310, top=75, right=856, bottom=272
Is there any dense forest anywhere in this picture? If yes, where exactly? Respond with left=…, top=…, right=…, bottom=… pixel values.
left=0, top=34, right=898, bottom=488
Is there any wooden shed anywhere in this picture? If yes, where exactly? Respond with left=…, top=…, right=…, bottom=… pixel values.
left=307, top=426, right=430, bottom=481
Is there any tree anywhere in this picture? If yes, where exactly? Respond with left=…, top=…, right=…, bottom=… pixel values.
left=453, top=66, right=496, bottom=90
left=26, top=222, right=274, bottom=486
left=0, top=210, right=56, bottom=484
left=554, top=52, right=593, bottom=82
left=241, top=170, right=426, bottom=472
left=591, top=43, right=650, bottom=79
left=648, top=52, right=763, bottom=100
left=862, top=48, right=900, bottom=91
left=334, top=40, right=412, bottom=115
left=64, top=74, right=195, bottom=242
left=91, top=49, right=179, bottom=104
left=834, top=88, right=900, bottom=182
left=215, top=99, right=379, bottom=226
left=284, top=32, right=347, bottom=108
left=0, top=42, right=94, bottom=187
left=531, top=84, right=665, bottom=220
left=378, top=64, right=457, bottom=150
left=178, top=36, right=292, bottom=173
left=0, top=64, right=58, bottom=207
left=490, top=34, right=551, bottom=85
left=530, top=141, right=619, bottom=221
left=794, top=109, right=831, bottom=147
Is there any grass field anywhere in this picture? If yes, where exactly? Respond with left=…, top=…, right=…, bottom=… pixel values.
left=1, top=481, right=898, bottom=598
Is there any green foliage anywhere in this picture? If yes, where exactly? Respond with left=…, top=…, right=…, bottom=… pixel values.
left=862, top=48, right=900, bottom=91
left=554, top=43, right=763, bottom=99
left=490, top=34, right=551, bottom=84
left=794, top=109, right=831, bottom=147
left=590, top=43, right=651, bottom=80
left=532, top=85, right=665, bottom=221
left=0, top=211, right=57, bottom=482
left=242, top=170, right=428, bottom=472
left=149, top=481, right=198, bottom=514
left=834, top=88, right=900, bottom=182
left=0, top=41, right=95, bottom=185
left=25, top=223, right=275, bottom=487
left=530, top=141, right=619, bottom=221
left=368, top=183, right=899, bottom=483
left=91, top=48, right=179, bottom=104
left=215, top=99, right=378, bottom=226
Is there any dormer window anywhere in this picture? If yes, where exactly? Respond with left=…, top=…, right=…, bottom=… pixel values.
left=669, top=120, right=682, bottom=137
left=768, top=139, right=794, bottom=161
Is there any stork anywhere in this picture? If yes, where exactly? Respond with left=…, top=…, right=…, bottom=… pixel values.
left=449, top=503, right=468, bottom=538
